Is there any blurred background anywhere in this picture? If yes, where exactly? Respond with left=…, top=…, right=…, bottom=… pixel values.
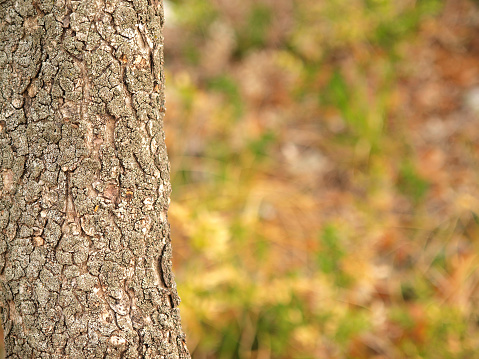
left=163, top=0, right=479, bottom=358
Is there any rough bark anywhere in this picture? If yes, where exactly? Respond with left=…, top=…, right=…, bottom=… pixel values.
left=0, top=0, right=190, bottom=357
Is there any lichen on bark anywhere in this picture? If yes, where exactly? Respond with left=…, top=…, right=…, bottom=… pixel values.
left=0, top=0, right=190, bottom=357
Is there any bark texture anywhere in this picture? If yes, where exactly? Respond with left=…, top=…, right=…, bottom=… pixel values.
left=0, top=0, right=190, bottom=357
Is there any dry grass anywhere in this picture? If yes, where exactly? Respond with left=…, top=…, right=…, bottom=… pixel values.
left=164, top=0, right=479, bottom=358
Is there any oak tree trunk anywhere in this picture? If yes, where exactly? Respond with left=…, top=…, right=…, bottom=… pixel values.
left=0, top=0, right=190, bottom=357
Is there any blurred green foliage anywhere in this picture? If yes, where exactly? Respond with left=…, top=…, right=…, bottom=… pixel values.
left=206, top=75, right=244, bottom=118
left=398, top=161, right=430, bottom=203
left=235, top=4, right=273, bottom=57
left=164, top=0, right=479, bottom=358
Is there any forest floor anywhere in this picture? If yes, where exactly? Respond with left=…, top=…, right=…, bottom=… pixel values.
left=164, top=0, right=479, bottom=358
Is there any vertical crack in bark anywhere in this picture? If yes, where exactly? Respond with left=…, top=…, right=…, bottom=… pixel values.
left=155, top=254, right=166, bottom=289
left=64, top=171, right=77, bottom=225
left=105, top=115, right=116, bottom=146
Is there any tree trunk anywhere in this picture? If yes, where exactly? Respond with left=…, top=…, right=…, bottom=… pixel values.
left=0, top=0, right=190, bottom=357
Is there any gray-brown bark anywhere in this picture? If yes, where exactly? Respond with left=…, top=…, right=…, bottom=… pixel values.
left=0, top=0, right=190, bottom=357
